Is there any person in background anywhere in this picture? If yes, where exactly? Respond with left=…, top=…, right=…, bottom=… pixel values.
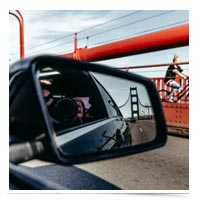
left=164, top=54, right=188, bottom=92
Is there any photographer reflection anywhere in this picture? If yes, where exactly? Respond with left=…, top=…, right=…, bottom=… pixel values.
left=40, top=79, right=85, bottom=129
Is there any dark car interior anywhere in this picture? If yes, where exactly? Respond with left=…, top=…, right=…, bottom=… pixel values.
left=39, top=69, right=108, bottom=132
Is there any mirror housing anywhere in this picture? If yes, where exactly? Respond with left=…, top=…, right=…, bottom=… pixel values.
left=9, top=55, right=167, bottom=164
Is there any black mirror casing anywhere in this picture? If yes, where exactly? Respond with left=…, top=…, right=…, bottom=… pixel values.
left=9, top=55, right=167, bottom=164
left=9, top=60, right=47, bottom=140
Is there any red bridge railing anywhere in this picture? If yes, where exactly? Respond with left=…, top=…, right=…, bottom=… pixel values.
left=119, top=62, right=189, bottom=136
left=119, top=61, right=189, bottom=104
left=151, top=77, right=189, bottom=104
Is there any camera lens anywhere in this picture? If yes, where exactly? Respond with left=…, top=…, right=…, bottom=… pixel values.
left=55, top=98, right=78, bottom=123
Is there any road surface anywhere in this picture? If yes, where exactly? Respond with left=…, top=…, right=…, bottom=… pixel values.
left=129, top=120, right=156, bottom=145
left=75, top=135, right=189, bottom=190
left=20, top=135, right=189, bottom=190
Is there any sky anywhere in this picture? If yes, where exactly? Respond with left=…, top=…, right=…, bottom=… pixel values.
left=93, top=72, right=152, bottom=118
left=9, top=10, right=189, bottom=78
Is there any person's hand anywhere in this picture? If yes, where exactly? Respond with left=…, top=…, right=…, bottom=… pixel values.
left=73, top=97, right=85, bottom=121
left=42, top=89, right=53, bottom=106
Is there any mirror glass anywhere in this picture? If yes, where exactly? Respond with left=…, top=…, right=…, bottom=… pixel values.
left=37, top=66, right=156, bottom=156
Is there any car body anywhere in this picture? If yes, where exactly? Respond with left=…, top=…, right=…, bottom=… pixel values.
left=9, top=56, right=167, bottom=190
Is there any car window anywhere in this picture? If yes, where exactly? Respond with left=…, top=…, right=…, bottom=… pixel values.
left=92, top=76, right=121, bottom=118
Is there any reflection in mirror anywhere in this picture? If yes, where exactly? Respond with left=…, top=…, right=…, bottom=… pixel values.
left=38, top=66, right=156, bottom=156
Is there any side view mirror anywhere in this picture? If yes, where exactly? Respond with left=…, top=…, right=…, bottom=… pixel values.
left=9, top=55, right=167, bottom=164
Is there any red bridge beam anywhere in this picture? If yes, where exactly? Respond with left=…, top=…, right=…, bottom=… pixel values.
left=118, top=61, right=189, bottom=72
left=61, top=24, right=189, bottom=61
left=9, top=10, right=24, bottom=59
